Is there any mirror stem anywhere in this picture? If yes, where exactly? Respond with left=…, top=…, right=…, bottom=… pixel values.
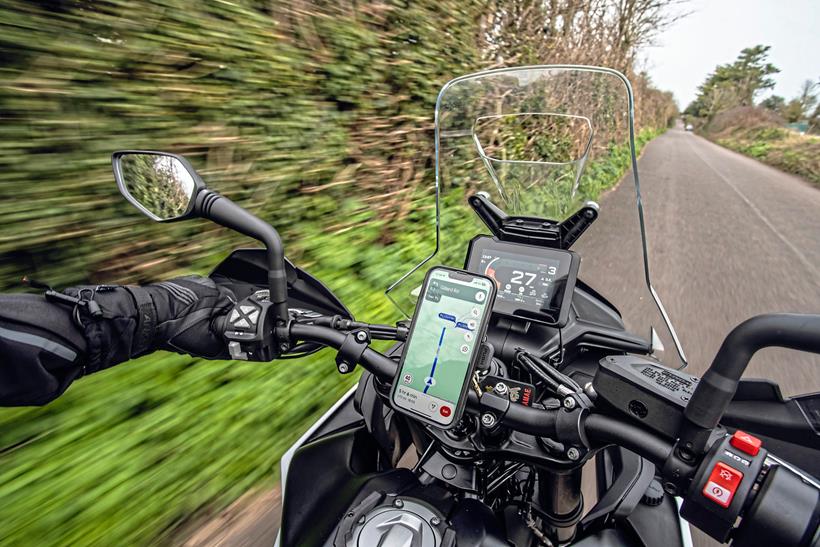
left=194, top=190, right=289, bottom=326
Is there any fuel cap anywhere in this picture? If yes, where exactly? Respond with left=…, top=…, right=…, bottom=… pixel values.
left=348, top=499, right=443, bottom=547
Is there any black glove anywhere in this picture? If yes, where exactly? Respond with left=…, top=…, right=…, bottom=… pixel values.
left=0, top=275, right=235, bottom=406
left=63, top=275, right=237, bottom=373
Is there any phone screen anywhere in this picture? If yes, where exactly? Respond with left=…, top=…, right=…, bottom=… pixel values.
left=391, top=267, right=495, bottom=427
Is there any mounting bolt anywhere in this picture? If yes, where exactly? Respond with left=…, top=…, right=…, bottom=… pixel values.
left=563, top=397, right=576, bottom=410
left=494, top=382, right=509, bottom=397
left=431, top=516, right=441, bottom=526
left=355, top=330, right=368, bottom=343
left=481, top=413, right=497, bottom=428
left=279, top=343, right=289, bottom=352
left=567, top=447, right=581, bottom=461
left=394, top=499, right=404, bottom=508
left=338, top=362, right=349, bottom=374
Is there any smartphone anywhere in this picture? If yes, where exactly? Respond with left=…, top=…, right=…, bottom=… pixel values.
left=390, top=266, right=496, bottom=428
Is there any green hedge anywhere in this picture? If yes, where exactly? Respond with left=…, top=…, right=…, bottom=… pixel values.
left=0, top=2, right=670, bottom=545
left=715, top=128, right=820, bottom=185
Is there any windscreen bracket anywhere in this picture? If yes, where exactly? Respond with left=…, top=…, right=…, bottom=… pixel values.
left=468, top=193, right=598, bottom=250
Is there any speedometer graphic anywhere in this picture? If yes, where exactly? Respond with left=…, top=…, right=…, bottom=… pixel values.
left=483, top=256, right=501, bottom=288
left=478, top=250, right=561, bottom=307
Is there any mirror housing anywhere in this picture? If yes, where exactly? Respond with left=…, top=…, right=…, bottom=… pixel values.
left=112, top=151, right=204, bottom=222
left=111, top=150, right=290, bottom=345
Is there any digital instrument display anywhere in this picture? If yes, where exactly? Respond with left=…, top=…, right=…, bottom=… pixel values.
left=466, top=237, right=579, bottom=327
left=391, top=267, right=495, bottom=428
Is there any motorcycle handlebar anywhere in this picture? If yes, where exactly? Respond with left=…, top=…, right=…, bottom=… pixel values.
left=583, top=414, right=672, bottom=465
left=289, top=323, right=398, bottom=378
left=288, top=322, right=675, bottom=465
left=290, top=321, right=819, bottom=546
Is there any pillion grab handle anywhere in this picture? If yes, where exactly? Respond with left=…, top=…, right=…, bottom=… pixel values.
left=680, top=313, right=820, bottom=457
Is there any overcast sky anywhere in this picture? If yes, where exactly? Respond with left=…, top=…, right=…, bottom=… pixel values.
left=643, top=0, right=819, bottom=109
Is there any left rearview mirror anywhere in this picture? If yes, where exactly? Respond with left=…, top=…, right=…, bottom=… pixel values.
left=112, top=150, right=203, bottom=222
left=111, top=148, right=291, bottom=330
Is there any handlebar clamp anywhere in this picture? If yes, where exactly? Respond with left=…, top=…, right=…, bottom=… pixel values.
left=335, top=329, right=370, bottom=374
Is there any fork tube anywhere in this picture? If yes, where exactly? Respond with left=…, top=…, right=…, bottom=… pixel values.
left=537, top=467, right=583, bottom=544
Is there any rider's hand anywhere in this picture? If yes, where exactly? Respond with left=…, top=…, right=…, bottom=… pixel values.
left=64, top=275, right=236, bottom=372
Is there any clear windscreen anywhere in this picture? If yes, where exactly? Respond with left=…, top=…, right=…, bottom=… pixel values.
left=387, top=66, right=686, bottom=368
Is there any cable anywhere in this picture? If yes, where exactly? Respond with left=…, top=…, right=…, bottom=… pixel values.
left=528, top=352, right=581, bottom=392
left=516, top=351, right=561, bottom=394
left=486, top=462, right=526, bottom=495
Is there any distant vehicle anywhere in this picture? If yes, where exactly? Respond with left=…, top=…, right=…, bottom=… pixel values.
left=685, top=123, right=694, bottom=131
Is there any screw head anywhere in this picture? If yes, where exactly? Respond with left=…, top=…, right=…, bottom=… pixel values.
left=394, top=499, right=404, bottom=508
left=279, top=343, right=289, bottom=352
left=338, top=362, right=349, bottom=373
left=355, top=330, right=368, bottom=342
left=431, top=516, right=441, bottom=526
left=494, top=382, right=509, bottom=397
left=563, top=397, right=576, bottom=410
left=481, top=413, right=497, bottom=428
left=567, top=447, right=581, bottom=461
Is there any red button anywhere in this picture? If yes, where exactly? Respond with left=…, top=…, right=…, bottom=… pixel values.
left=730, top=430, right=762, bottom=456
left=439, top=406, right=451, bottom=417
left=703, top=462, right=743, bottom=508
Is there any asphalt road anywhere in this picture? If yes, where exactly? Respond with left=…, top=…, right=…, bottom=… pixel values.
left=577, top=126, right=820, bottom=394
left=181, top=128, right=820, bottom=546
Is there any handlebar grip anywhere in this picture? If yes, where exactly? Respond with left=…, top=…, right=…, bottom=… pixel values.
left=732, top=464, right=820, bottom=547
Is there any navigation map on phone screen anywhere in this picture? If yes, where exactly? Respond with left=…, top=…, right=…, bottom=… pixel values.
left=392, top=268, right=494, bottom=426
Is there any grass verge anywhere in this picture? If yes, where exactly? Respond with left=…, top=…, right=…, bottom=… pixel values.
left=702, top=108, right=820, bottom=185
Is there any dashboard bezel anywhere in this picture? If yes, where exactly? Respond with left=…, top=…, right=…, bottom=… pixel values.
left=465, top=235, right=580, bottom=327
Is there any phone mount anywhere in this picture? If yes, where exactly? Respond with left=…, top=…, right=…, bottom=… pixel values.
left=468, top=193, right=598, bottom=250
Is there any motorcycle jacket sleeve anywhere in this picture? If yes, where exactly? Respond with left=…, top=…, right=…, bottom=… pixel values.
left=0, top=276, right=236, bottom=406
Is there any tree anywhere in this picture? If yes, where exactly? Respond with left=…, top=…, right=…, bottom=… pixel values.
left=686, top=45, right=779, bottom=122
left=760, top=95, right=785, bottom=115
left=778, top=79, right=818, bottom=124
left=783, top=99, right=804, bottom=123
left=794, top=79, right=818, bottom=119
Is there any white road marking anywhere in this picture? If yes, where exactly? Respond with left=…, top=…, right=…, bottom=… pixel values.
left=686, top=137, right=818, bottom=279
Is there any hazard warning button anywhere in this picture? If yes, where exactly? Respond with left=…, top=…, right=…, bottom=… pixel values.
left=730, top=430, right=762, bottom=456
